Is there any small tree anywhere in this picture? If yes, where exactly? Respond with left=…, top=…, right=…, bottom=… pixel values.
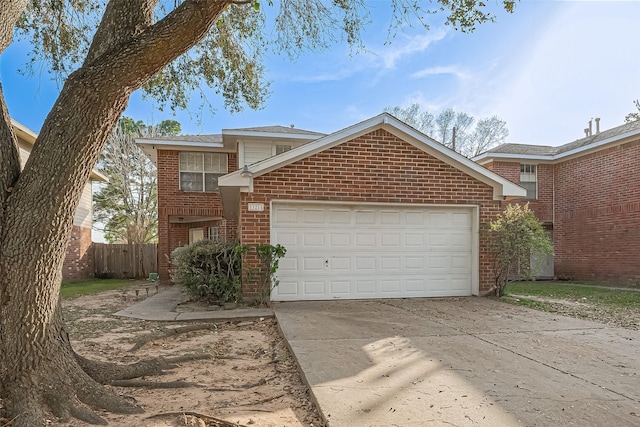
left=489, top=203, right=553, bottom=297
left=254, top=243, right=286, bottom=305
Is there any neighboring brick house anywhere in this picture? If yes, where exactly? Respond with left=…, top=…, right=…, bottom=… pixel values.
left=11, top=119, right=106, bottom=280
left=474, top=119, right=640, bottom=285
left=139, top=114, right=524, bottom=300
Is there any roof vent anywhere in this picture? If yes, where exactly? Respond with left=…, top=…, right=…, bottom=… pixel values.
left=595, top=117, right=600, bottom=134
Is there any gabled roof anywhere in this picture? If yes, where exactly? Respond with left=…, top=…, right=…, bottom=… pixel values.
left=11, top=119, right=107, bottom=182
left=219, top=113, right=526, bottom=210
left=475, top=119, right=640, bottom=164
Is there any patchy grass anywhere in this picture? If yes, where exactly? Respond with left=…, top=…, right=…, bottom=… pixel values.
left=505, top=281, right=640, bottom=309
left=61, top=278, right=135, bottom=299
left=501, top=281, right=640, bottom=330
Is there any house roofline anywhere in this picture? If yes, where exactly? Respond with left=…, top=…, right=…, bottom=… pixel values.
left=219, top=113, right=526, bottom=201
left=221, top=129, right=324, bottom=140
left=473, top=127, right=640, bottom=165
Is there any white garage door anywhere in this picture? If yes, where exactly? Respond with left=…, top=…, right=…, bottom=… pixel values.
left=271, top=202, right=476, bottom=301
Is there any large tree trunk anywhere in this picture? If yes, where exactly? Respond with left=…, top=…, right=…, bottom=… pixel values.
left=0, top=1, right=231, bottom=425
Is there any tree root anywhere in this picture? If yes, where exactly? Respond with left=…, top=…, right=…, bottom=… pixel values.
left=110, top=379, right=198, bottom=388
left=144, top=411, right=248, bottom=427
left=129, top=323, right=220, bottom=352
left=75, top=351, right=211, bottom=384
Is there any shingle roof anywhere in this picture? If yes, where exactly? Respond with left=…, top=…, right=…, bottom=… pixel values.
left=142, top=134, right=222, bottom=143
left=555, top=120, right=640, bottom=154
left=485, top=120, right=640, bottom=157
left=225, top=125, right=325, bottom=136
left=486, top=143, right=556, bottom=156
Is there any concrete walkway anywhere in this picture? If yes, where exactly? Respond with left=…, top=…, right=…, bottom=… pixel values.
left=114, top=285, right=273, bottom=322
left=274, top=298, right=640, bottom=427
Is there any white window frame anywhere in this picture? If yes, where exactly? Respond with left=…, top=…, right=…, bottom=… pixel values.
left=179, top=152, right=228, bottom=192
left=208, top=226, right=220, bottom=242
left=275, top=144, right=292, bottom=155
left=189, top=228, right=205, bottom=244
left=520, top=164, right=537, bottom=199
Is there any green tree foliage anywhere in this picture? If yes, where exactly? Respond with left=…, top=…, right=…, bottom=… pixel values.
left=94, top=117, right=180, bottom=244
left=488, top=203, right=553, bottom=297
left=625, top=99, right=640, bottom=123
left=384, top=103, right=509, bottom=157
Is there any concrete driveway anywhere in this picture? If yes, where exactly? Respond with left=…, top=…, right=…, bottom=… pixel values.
left=274, top=298, right=640, bottom=426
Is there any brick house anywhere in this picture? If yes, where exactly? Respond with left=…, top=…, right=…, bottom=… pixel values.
left=474, top=119, right=640, bottom=285
left=12, top=119, right=106, bottom=280
left=139, top=113, right=524, bottom=300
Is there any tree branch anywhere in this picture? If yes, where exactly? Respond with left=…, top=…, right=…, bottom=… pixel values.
left=85, top=0, right=158, bottom=66
left=0, top=0, right=29, bottom=54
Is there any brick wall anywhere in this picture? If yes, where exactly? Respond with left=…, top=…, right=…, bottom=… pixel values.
left=156, top=149, right=227, bottom=280
left=554, top=138, right=640, bottom=284
left=239, top=129, right=502, bottom=296
left=62, top=225, right=93, bottom=280
left=485, top=161, right=554, bottom=222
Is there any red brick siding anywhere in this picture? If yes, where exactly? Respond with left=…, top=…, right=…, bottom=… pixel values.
left=239, top=129, right=502, bottom=296
left=486, top=161, right=553, bottom=222
left=62, top=225, right=93, bottom=280
left=156, top=149, right=229, bottom=280
left=554, top=139, right=640, bottom=284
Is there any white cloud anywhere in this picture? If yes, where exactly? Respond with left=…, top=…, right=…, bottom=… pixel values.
left=411, top=65, right=469, bottom=80
left=378, top=28, right=448, bottom=69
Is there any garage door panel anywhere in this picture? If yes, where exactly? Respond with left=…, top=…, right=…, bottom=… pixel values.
left=381, top=233, right=401, bottom=247
left=330, top=281, right=351, bottom=294
left=303, top=281, right=325, bottom=295
left=381, top=280, right=401, bottom=293
left=277, top=280, right=299, bottom=296
left=279, top=257, right=298, bottom=272
left=356, top=280, right=376, bottom=294
left=355, top=233, right=376, bottom=247
left=303, top=233, right=325, bottom=246
left=330, top=232, right=350, bottom=246
left=380, top=257, right=401, bottom=271
left=303, top=257, right=325, bottom=271
left=271, top=203, right=474, bottom=301
left=405, top=234, right=425, bottom=247
left=380, top=211, right=401, bottom=224
left=329, top=209, right=351, bottom=224
left=303, top=209, right=324, bottom=224
left=355, top=257, right=375, bottom=271
left=355, top=210, right=376, bottom=224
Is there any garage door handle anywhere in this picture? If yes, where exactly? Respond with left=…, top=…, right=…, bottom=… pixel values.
left=325, top=259, right=329, bottom=269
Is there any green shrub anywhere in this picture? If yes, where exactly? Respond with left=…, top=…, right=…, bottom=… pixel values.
left=254, top=243, right=286, bottom=305
left=170, top=240, right=248, bottom=304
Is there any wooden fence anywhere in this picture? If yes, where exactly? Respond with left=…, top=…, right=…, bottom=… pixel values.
left=93, top=243, right=157, bottom=279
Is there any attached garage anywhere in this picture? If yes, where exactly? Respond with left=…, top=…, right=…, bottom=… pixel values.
left=271, top=202, right=478, bottom=301
left=218, top=113, right=526, bottom=300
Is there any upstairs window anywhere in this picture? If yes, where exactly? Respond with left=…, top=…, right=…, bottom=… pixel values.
left=179, top=152, right=228, bottom=192
left=275, top=145, right=292, bottom=155
left=520, top=164, right=537, bottom=199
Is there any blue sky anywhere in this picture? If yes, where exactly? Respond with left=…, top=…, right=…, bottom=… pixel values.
left=2, top=0, right=639, bottom=148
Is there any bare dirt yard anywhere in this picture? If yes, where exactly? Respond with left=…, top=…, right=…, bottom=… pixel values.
left=48, top=284, right=323, bottom=427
